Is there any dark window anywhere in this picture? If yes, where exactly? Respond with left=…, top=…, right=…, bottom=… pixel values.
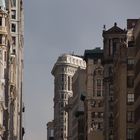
left=97, top=79, right=102, bottom=86
left=61, top=133, right=63, bottom=138
left=97, top=90, right=102, bottom=97
left=13, top=0, right=16, bottom=6
left=4, top=51, right=7, bottom=62
left=128, top=41, right=134, bottom=47
left=11, top=23, right=16, bottom=32
left=61, top=102, right=63, bottom=108
left=0, top=34, right=2, bottom=44
left=127, top=76, right=134, bottom=88
left=127, top=128, right=134, bottom=140
left=135, top=59, right=140, bottom=78
left=0, top=17, right=2, bottom=26
left=61, top=94, right=64, bottom=99
left=135, top=105, right=140, bottom=122
left=127, top=111, right=134, bottom=122
left=109, top=67, right=113, bottom=76
left=68, top=76, right=71, bottom=91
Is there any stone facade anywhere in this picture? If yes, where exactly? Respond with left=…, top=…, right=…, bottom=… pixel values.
left=134, top=19, right=140, bottom=139
left=103, top=23, right=126, bottom=140
left=83, top=48, right=104, bottom=140
left=0, top=0, right=24, bottom=140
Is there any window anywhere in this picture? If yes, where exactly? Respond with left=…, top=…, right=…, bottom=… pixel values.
left=61, top=74, right=64, bottom=82
left=68, top=76, right=71, bottom=91
left=12, top=36, right=16, bottom=45
left=127, top=93, right=134, bottom=104
left=61, top=111, right=64, bottom=116
left=98, top=101, right=103, bottom=107
left=61, top=133, right=63, bottom=138
left=4, top=51, right=7, bottom=62
left=11, top=23, right=16, bottom=32
left=113, top=41, right=117, bottom=55
left=0, top=49, right=2, bottom=60
left=127, top=59, right=135, bottom=70
left=127, top=111, right=134, bottom=122
left=109, top=67, right=113, bottom=76
left=61, top=102, right=64, bottom=108
left=97, top=79, right=102, bottom=86
left=97, top=90, right=102, bottom=97
left=0, top=34, right=2, bottom=44
left=127, top=76, right=134, bottom=88
left=127, top=128, right=134, bottom=140
left=97, top=69, right=102, bottom=75
left=61, top=94, right=64, bottom=99
left=61, top=85, right=64, bottom=90
left=96, top=79, right=102, bottom=97
left=11, top=10, right=16, bottom=19
left=13, top=0, right=16, bottom=6
left=98, top=122, right=103, bottom=130
left=0, top=17, right=2, bottom=26
left=127, top=59, right=135, bottom=65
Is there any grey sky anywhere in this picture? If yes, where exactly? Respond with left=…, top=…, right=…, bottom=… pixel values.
left=24, top=0, right=140, bottom=140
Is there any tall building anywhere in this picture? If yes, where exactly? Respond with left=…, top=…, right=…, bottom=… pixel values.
left=134, top=19, right=140, bottom=139
left=83, top=48, right=104, bottom=140
left=0, top=0, right=24, bottom=140
left=103, top=23, right=126, bottom=140
left=47, top=121, right=54, bottom=140
left=52, top=54, right=86, bottom=140
left=103, top=20, right=138, bottom=140
left=0, top=1, right=11, bottom=139
left=113, top=39, right=135, bottom=140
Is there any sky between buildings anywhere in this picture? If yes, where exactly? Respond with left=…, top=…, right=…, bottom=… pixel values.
left=23, top=0, right=140, bottom=140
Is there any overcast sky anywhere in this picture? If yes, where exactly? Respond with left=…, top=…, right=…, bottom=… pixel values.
left=23, top=0, right=140, bottom=140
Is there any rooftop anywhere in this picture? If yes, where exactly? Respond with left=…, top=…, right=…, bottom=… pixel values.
left=84, top=47, right=103, bottom=61
left=103, top=22, right=126, bottom=34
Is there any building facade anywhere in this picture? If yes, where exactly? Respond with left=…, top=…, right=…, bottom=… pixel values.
left=134, top=19, right=140, bottom=139
left=0, top=0, right=24, bottom=140
left=0, top=1, right=11, bottom=139
left=52, top=54, right=86, bottom=140
left=83, top=48, right=104, bottom=140
left=103, top=20, right=138, bottom=140
left=67, top=68, right=86, bottom=140
left=103, top=23, right=126, bottom=140
left=51, top=19, right=140, bottom=140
